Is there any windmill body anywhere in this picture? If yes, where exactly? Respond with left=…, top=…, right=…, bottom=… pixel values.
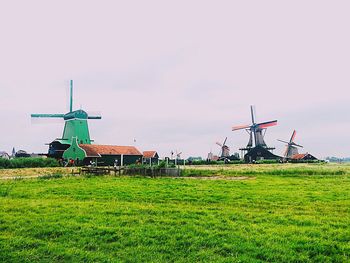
left=215, top=137, right=240, bottom=161
left=232, top=106, right=280, bottom=162
left=286, top=145, right=299, bottom=158
left=221, top=146, right=230, bottom=157
left=31, top=80, right=101, bottom=158
left=216, top=137, right=230, bottom=159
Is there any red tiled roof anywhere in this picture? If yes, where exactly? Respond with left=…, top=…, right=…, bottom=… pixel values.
left=143, top=151, right=157, bottom=158
left=291, top=153, right=308, bottom=160
left=79, top=144, right=142, bottom=157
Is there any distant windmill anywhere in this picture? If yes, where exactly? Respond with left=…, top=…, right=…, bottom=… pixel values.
left=232, top=105, right=277, bottom=149
left=278, top=130, right=303, bottom=159
left=175, top=150, right=182, bottom=159
left=31, top=80, right=101, bottom=158
left=216, top=137, right=230, bottom=159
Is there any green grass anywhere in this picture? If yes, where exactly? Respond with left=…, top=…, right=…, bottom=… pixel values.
left=183, top=163, right=350, bottom=177
left=0, top=165, right=350, bottom=262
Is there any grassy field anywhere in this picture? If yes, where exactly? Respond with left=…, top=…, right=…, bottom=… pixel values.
left=0, top=164, right=350, bottom=262
left=182, top=163, right=350, bottom=176
left=0, top=167, right=77, bottom=179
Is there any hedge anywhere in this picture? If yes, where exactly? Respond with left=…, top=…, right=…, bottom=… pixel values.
left=0, top=158, right=59, bottom=169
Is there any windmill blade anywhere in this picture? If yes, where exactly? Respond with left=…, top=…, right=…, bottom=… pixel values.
left=232, top=124, right=250, bottom=131
left=31, top=114, right=65, bottom=118
left=88, top=115, right=102, bottom=119
left=284, top=145, right=290, bottom=158
left=176, top=150, right=182, bottom=158
left=223, top=137, right=227, bottom=146
left=257, top=120, right=277, bottom=129
left=277, top=139, right=289, bottom=144
left=289, top=130, right=297, bottom=143
left=69, top=80, right=73, bottom=112
left=87, top=111, right=102, bottom=119
left=218, top=148, right=222, bottom=157
left=250, top=105, right=256, bottom=124
left=216, top=142, right=223, bottom=147
left=292, top=143, right=303, bottom=148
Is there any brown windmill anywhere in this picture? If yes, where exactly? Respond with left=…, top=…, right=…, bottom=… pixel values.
left=216, top=137, right=230, bottom=160
left=278, top=130, right=303, bottom=159
left=232, top=106, right=279, bottom=162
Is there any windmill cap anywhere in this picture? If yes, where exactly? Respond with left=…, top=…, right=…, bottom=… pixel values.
left=64, top=110, right=88, bottom=120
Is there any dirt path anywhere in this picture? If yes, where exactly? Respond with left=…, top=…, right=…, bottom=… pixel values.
left=172, top=176, right=255, bottom=180
left=0, top=175, right=39, bottom=180
left=0, top=174, right=254, bottom=181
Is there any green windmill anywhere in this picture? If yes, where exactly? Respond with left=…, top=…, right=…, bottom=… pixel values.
left=31, top=80, right=101, bottom=158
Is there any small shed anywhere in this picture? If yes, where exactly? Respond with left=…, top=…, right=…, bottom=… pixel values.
left=80, top=144, right=143, bottom=166
left=291, top=153, right=318, bottom=161
left=143, top=151, right=159, bottom=165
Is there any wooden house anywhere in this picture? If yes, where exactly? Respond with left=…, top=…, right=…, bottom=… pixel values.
left=291, top=153, right=318, bottom=161
left=142, top=151, right=159, bottom=165
left=62, top=137, right=143, bottom=166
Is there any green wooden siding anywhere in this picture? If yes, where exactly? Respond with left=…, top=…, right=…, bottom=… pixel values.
left=63, top=137, right=87, bottom=161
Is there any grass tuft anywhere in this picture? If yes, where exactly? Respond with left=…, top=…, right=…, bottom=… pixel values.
left=38, top=174, right=63, bottom=180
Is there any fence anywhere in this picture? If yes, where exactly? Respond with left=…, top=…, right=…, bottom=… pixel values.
left=123, top=167, right=181, bottom=177
left=79, top=166, right=182, bottom=177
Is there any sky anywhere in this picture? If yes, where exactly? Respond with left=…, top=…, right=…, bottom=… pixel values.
left=0, top=0, right=349, bottom=159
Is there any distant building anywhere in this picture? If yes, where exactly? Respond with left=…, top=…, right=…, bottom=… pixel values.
left=207, top=152, right=219, bottom=161
left=30, top=153, right=47, bottom=158
left=187, top=156, right=203, bottom=162
left=0, top=151, right=10, bottom=160
left=291, top=153, right=318, bottom=161
left=142, top=151, right=159, bottom=165
left=15, top=150, right=31, bottom=158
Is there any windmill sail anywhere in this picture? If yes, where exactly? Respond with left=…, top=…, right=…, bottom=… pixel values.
left=232, top=106, right=277, bottom=149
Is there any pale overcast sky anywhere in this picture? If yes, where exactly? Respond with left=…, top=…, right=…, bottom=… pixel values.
left=0, top=0, right=349, bottom=158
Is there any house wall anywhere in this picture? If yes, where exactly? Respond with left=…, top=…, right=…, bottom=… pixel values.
left=63, top=138, right=87, bottom=161
left=99, top=154, right=142, bottom=166
left=142, top=157, right=159, bottom=165
left=244, top=146, right=281, bottom=162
